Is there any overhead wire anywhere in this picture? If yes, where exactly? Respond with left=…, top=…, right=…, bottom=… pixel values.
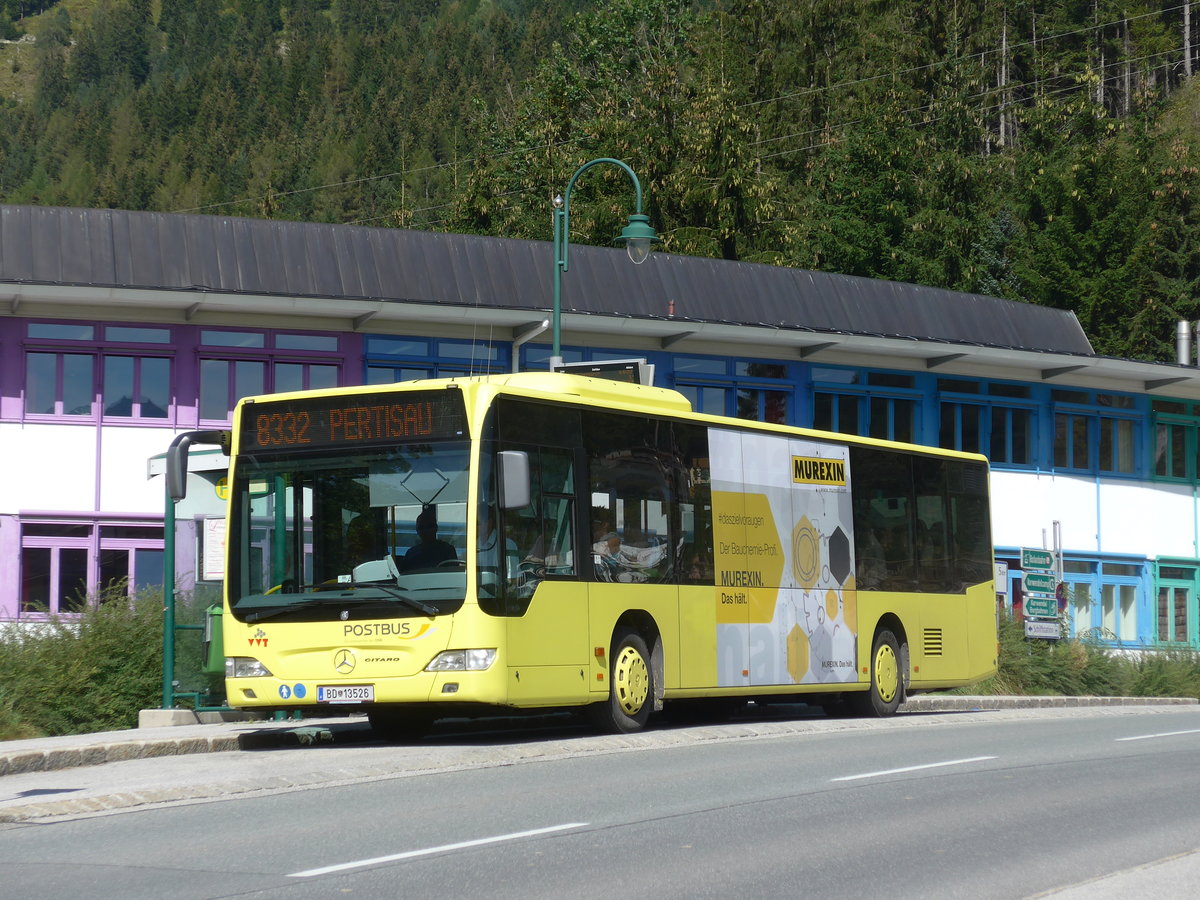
left=739, top=3, right=1187, bottom=110
left=752, top=47, right=1181, bottom=161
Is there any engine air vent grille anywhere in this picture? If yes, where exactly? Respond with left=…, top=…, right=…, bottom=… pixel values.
left=923, top=628, right=944, bottom=657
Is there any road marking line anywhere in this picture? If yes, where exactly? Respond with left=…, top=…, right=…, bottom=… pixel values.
left=288, top=823, right=590, bottom=877
left=831, top=756, right=997, bottom=782
left=1116, top=728, right=1200, bottom=742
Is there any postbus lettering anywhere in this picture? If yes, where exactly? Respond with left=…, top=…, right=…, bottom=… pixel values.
left=342, top=622, right=414, bottom=638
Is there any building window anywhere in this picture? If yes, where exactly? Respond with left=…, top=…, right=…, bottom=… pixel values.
left=199, top=329, right=343, bottom=423
left=811, top=368, right=917, bottom=440
left=366, top=336, right=507, bottom=384
left=1051, top=390, right=1139, bottom=475
left=938, top=380, right=1034, bottom=466
left=1156, top=563, right=1197, bottom=646
left=813, top=392, right=861, bottom=435
left=673, top=356, right=790, bottom=424
left=103, top=355, right=171, bottom=418
left=1152, top=399, right=1200, bottom=482
left=21, top=545, right=89, bottom=614
left=19, top=521, right=165, bottom=617
left=1061, top=557, right=1145, bottom=645
left=105, top=325, right=171, bottom=344
left=200, top=359, right=264, bottom=420
left=25, top=351, right=95, bottom=416
left=23, top=321, right=174, bottom=423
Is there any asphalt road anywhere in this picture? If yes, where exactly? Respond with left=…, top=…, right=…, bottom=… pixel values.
left=2, top=705, right=1199, bottom=899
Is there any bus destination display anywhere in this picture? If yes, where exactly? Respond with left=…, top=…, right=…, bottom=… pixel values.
left=242, top=390, right=467, bottom=451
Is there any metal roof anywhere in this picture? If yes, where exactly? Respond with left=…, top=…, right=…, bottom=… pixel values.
left=4, top=203, right=1200, bottom=398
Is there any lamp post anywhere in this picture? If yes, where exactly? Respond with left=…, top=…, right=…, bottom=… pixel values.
left=550, top=157, right=658, bottom=370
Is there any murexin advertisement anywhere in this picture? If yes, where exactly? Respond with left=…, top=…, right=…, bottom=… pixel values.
left=710, top=428, right=858, bottom=687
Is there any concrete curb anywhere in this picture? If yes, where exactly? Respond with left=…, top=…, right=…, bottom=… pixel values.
left=0, top=695, right=1194, bottom=780
left=0, top=735, right=241, bottom=778
left=0, top=722, right=351, bottom=779
left=899, top=694, right=1198, bottom=712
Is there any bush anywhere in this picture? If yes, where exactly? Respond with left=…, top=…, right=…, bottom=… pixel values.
left=0, top=584, right=163, bottom=738
left=970, top=614, right=1200, bottom=701
left=1128, top=648, right=1200, bottom=699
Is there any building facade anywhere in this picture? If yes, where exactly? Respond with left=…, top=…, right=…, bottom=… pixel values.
left=2, top=204, right=1200, bottom=651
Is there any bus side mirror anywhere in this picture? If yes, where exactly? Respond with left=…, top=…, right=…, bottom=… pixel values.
left=497, top=450, right=530, bottom=510
left=165, top=430, right=231, bottom=502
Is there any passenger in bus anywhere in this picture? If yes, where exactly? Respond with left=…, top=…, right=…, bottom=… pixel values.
left=593, top=531, right=666, bottom=582
left=594, top=530, right=622, bottom=559
left=591, top=514, right=613, bottom=544
left=402, top=506, right=458, bottom=571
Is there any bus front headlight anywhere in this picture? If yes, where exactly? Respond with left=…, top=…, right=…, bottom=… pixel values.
left=426, top=649, right=496, bottom=672
left=226, top=657, right=273, bottom=678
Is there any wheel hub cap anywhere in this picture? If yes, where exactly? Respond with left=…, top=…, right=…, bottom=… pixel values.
left=614, top=645, right=649, bottom=715
left=875, top=644, right=899, bottom=704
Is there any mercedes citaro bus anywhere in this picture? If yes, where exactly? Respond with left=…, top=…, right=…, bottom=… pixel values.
left=167, top=372, right=996, bottom=737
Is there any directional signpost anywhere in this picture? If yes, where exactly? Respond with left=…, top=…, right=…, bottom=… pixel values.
left=1024, top=595, right=1057, bottom=618
left=1021, top=547, right=1055, bottom=570
left=1020, top=547, right=1059, bottom=633
left=1022, top=571, right=1056, bottom=594
left=1024, top=619, right=1061, bottom=640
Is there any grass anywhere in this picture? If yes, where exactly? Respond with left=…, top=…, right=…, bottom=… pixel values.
left=0, top=32, right=37, bottom=103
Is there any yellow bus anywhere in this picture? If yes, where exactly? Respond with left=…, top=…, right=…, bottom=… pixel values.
left=168, top=372, right=996, bottom=737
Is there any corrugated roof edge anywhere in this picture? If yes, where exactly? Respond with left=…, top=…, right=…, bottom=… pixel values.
left=0, top=203, right=1094, bottom=357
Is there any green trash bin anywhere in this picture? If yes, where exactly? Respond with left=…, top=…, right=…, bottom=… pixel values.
left=202, top=604, right=225, bottom=675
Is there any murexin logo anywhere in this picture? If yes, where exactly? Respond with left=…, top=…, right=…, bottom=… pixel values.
left=333, top=649, right=356, bottom=674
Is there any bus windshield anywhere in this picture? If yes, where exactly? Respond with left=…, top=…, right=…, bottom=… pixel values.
left=228, top=441, right=471, bottom=622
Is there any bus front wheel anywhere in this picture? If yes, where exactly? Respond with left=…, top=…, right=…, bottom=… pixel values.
left=589, top=629, right=654, bottom=734
left=856, top=628, right=905, bottom=717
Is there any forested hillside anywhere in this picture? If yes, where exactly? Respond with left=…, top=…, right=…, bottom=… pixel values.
left=2, top=0, right=1200, bottom=361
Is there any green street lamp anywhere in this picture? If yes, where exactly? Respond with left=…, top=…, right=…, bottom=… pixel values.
left=551, top=157, right=658, bottom=370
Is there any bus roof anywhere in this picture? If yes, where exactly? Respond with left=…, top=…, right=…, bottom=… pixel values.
left=235, top=372, right=988, bottom=465
left=443, top=371, right=695, bottom=416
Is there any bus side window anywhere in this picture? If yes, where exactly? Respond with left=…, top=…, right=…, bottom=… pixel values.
left=583, top=411, right=703, bottom=585
left=852, top=447, right=916, bottom=590
left=498, top=445, right=577, bottom=605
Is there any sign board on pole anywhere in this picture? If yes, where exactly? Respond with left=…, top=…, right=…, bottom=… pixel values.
left=202, top=517, right=226, bottom=581
left=1024, top=596, right=1057, bottom=618
left=1025, top=619, right=1061, bottom=640
left=1023, top=571, right=1057, bottom=594
left=1021, top=547, right=1055, bottom=570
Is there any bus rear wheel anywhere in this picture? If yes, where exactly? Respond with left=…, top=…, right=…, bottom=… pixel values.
left=855, top=628, right=905, bottom=717
left=589, top=629, right=654, bottom=734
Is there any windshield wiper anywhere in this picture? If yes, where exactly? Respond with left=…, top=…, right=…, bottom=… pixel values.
left=242, top=584, right=438, bottom=622
left=242, top=594, right=370, bottom=623
left=347, top=582, right=439, bottom=616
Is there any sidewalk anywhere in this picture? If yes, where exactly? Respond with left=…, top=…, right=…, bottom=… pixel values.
left=0, top=713, right=373, bottom=779
left=2, top=694, right=1193, bottom=779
